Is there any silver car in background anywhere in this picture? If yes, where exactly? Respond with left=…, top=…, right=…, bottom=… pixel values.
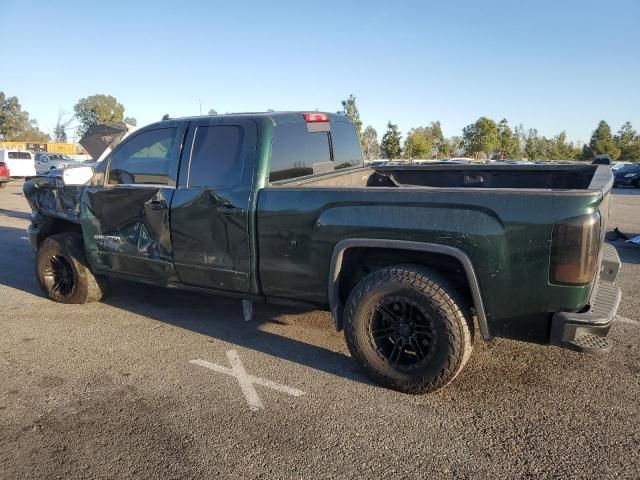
left=34, top=153, right=75, bottom=174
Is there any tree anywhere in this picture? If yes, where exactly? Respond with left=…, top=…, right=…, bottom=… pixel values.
left=581, top=120, right=620, bottom=160
left=74, top=94, right=125, bottom=137
left=615, top=122, right=640, bottom=161
left=124, top=117, right=137, bottom=126
left=426, top=121, right=445, bottom=158
left=496, top=119, right=521, bottom=159
left=340, top=94, right=363, bottom=142
left=514, top=123, right=527, bottom=155
left=549, top=132, right=581, bottom=160
left=404, top=127, right=433, bottom=159
left=380, top=122, right=402, bottom=159
left=0, top=91, right=50, bottom=142
left=462, top=117, right=499, bottom=158
left=53, top=109, right=73, bottom=143
left=208, top=108, right=218, bottom=115
left=54, top=124, right=67, bottom=143
left=440, top=136, right=462, bottom=158
left=361, top=125, right=381, bottom=160
left=162, top=114, right=171, bottom=121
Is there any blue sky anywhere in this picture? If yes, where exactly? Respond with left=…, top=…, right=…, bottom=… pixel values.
left=2, top=0, right=639, bottom=144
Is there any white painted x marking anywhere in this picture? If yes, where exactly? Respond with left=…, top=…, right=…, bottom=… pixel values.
left=190, top=350, right=305, bottom=411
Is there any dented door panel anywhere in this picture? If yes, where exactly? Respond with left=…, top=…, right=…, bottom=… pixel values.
left=169, top=118, right=257, bottom=293
left=170, top=187, right=251, bottom=291
left=82, top=186, right=177, bottom=281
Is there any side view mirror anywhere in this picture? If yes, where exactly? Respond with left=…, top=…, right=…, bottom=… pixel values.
left=62, top=166, right=95, bottom=186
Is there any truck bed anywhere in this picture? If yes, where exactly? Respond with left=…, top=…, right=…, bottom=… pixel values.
left=285, top=163, right=605, bottom=191
left=258, top=163, right=614, bottom=343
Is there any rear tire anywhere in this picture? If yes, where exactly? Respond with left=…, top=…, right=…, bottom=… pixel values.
left=36, top=233, right=106, bottom=304
left=344, top=265, right=473, bottom=394
left=0, top=182, right=6, bottom=188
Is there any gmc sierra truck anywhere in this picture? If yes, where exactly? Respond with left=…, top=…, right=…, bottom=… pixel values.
left=23, top=111, right=621, bottom=394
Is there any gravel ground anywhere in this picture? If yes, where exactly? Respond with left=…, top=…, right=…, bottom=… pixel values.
left=1, top=180, right=639, bottom=479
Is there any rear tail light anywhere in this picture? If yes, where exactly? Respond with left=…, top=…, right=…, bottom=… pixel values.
left=303, top=112, right=329, bottom=123
left=550, top=212, right=600, bottom=285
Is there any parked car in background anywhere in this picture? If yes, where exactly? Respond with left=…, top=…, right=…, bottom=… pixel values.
left=592, top=155, right=612, bottom=166
left=34, top=153, right=74, bottom=174
left=612, top=162, right=632, bottom=171
left=0, top=149, right=36, bottom=177
left=613, top=162, right=640, bottom=187
left=0, top=161, right=10, bottom=187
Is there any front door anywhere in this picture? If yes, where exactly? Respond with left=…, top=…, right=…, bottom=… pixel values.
left=170, top=118, right=257, bottom=292
left=81, top=124, right=184, bottom=282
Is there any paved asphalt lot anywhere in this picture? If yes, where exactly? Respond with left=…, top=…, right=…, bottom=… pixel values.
left=1, top=179, right=639, bottom=479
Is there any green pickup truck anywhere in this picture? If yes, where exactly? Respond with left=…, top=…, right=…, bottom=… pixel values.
left=23, top=112, right=621, bottom=394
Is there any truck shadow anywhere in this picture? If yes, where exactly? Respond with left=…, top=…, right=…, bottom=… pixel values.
left=0, top=207, right=32, bottom=220
left=0, top=224, right=370, bottom=385
left=102, top=280, right=373, bottom=386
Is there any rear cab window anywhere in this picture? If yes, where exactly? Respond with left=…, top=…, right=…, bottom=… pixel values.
left=187, top=125, right=245, bottom=188
left=269, top=116, right=362, bottom=183
left=331, top=121, right=363, bottom=170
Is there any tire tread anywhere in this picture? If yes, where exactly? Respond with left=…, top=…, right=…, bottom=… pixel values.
left=344, top=265, right=473, bottom=394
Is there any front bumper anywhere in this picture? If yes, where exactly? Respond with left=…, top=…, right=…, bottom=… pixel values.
left=550, top=243, right=621, bottom=354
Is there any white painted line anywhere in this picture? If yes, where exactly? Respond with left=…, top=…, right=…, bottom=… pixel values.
left=616, top=315, right=640, bottom=326
left=190, top=350, right=305, bottom=411
left=20, top=236, right=29, bottom=241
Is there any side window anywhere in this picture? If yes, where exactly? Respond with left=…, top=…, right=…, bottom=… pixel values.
left=332, top=121, right=363, bottom=169
left=188, top=125, right=244, bottom=188
left=108, top=127, right=176, bottom=185
left=270, top=123, right=332, bottom=182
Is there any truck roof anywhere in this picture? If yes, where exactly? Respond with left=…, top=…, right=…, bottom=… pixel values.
left=146, top=111, right=349, bottom=129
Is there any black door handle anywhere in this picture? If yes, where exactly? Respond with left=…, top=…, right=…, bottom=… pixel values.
left=148, top=199, right=167, bottom=210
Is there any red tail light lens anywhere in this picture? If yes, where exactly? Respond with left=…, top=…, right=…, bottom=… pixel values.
left=303, top=113, right=329, bottom=123
left=550, top=212, right=600, bottom=285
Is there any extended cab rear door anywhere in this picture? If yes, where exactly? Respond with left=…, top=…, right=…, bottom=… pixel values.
left=81, top=123, right=185, bottom=281
left=170, top=117, right=257, bottom=292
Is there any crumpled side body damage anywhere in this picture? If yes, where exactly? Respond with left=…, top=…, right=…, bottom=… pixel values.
left=23, top=175, right=82, bottom=224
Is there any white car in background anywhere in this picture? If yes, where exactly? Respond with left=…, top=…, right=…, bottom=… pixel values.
left=0, top=149, right=36, bottom=177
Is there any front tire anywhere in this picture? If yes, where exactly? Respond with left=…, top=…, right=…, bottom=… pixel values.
left=344, top=265, right=473, bottom=394
left=36, top=233, right=106, bottom=304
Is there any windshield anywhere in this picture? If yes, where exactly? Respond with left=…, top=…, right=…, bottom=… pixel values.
left=619, top=164, right=640, bottom=172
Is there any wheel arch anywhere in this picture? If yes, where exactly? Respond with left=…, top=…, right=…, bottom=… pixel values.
left=34, top=216, right=82, bottom=247
left=328, top=239, right=491, bottom=341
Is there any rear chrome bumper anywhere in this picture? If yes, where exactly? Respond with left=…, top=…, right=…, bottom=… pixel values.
left=550, top=243, right=621, bottom=354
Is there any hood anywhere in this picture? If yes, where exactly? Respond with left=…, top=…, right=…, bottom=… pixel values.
left=79, top=122, right=136, bottom=161
left=614, top=169, right=640, bottom=177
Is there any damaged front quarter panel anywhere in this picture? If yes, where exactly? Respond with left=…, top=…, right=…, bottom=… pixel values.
left=23, top=174, right=83, bottom=223
left=23, top=174, right=85, bottom=249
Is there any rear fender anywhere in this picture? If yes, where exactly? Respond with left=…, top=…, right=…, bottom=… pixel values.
left=328, top=238, right=491, bottom=341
